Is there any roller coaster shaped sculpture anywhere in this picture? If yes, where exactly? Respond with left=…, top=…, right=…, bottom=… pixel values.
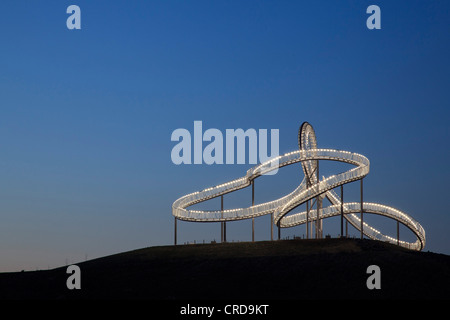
left=172, top=122, right=426, bottom=251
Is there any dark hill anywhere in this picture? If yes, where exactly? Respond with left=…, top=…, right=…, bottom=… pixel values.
left=1, top=238, right=450, bottom=300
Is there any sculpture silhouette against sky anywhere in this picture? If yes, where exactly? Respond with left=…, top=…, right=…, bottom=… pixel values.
left=173, top=122, right=425, bottom=251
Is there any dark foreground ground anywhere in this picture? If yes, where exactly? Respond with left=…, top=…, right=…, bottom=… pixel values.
left=1, top=238, right=450, bottom=300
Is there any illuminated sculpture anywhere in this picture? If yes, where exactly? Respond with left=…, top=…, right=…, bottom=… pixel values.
left=172, top=122, right=425, bottom=251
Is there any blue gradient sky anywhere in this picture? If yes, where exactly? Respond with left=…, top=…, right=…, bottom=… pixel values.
left=1, top=1, right=449, bottom=271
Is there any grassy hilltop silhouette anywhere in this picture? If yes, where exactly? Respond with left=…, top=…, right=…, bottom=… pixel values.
left=1, top=238, right=449, bottom=300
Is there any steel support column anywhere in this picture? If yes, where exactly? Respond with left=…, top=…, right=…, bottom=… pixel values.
left=360, top=178, right=364, bottom=240
left=340, top=184, right=344, bottom=238
left=306, top=199, right=309, bottom=239
left=271, top=213, right=273, bottom=241
left=174, top=217, right=177, bottom=245
left=221, top=195, right=223, bottom=243
left=252, top=180, right=255, bottom=242
left=306, top=178, right=310, bottom=239
left=316, top=160, right=320, bottom=239
left=224, top=222, right=226, bottom=242
left=397, top=220, right=400, bottom=245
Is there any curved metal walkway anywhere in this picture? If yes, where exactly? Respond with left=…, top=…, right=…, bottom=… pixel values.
left=172, top=122, right=425, bottom=251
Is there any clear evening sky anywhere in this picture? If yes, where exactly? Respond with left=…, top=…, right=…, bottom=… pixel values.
left=1, top=1, right=449, bottom=271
